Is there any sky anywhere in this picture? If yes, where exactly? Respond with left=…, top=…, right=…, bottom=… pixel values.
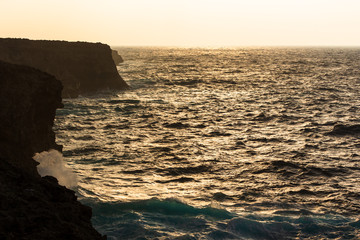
left=1, top=0, right=360, bottom=47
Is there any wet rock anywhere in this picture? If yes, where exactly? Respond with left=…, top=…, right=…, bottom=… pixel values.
left=0, top=38, right=129, bottom=98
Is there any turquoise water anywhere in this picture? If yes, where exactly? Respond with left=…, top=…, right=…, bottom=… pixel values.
left=55, top=47, right=360, bottom=239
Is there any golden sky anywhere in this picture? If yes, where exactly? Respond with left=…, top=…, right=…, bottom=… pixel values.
left=1, top=0, right=359, bottom=47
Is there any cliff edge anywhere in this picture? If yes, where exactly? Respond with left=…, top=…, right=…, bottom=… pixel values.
left=0, top=38, right=128, bottom=98
left=0, top=61, right=104, bottom=239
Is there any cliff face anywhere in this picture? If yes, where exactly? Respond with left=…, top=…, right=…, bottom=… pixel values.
left=0, top=38, right=128, bottom=98
left=0, top=60, right=63, bottom=176
left=0, top=61, right=104, bottom=239
left=112, top=50, right=124, bottom=65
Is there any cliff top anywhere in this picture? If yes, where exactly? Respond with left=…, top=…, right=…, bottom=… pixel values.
left=0, top=38, right=129, bottom=98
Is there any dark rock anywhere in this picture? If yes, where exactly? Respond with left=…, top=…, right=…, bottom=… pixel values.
left=0, top=61, right=104, bottom=239
left=0, top=38, right=129, bottom=98
left=112, top=50, right=124, bottom=65
left=0, top=60, right=63, bottom=176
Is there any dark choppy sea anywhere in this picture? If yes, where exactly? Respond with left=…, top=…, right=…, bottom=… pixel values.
left=54, top=47, right=360, bottom=239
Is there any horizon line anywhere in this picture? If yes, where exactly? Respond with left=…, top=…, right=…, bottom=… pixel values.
left=2, top=37, right=359, bottom=49
left=111, top=44, right=360, bottom=49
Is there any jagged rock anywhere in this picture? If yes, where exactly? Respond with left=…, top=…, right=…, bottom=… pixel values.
left=0, top=61, right=105, bottom=239
left=0, top=38, right=129, bottom=98
left=112, top=50, right=124, bottom=65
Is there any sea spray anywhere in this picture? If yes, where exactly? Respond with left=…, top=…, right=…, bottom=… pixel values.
left=33, top=149, right=78, bottom=188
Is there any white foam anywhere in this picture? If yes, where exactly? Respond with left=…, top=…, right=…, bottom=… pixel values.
left=33, top=149, right=78, bottom=188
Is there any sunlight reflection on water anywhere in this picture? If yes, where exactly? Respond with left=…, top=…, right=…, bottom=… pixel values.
left=55, top=47, right=360, bottom=239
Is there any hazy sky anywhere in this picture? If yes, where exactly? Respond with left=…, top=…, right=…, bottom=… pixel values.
left=1, top=0, right=360, bottom=47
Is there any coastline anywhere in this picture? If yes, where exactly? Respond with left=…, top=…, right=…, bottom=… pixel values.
left=0, top=51, right=110, bottom=238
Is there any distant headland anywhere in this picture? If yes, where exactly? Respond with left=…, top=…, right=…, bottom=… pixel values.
left=0, top=38, right=129, bottom=98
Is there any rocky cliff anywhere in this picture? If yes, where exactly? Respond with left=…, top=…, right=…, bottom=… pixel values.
left=0, top=60, right=105, bottom=239
left=112, top=50, right=124, bottom=65
left=0, top=38, right=128, bottom=98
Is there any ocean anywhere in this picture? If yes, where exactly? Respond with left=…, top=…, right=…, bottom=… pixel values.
left=54, top=47, right=360, bottom=239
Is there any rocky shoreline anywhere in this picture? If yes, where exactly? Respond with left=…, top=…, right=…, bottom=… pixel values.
left=0, top=60, right=105, bottom=239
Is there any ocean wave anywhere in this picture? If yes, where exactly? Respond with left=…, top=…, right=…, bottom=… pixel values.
left=82, top=198, right=359, bottom=239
